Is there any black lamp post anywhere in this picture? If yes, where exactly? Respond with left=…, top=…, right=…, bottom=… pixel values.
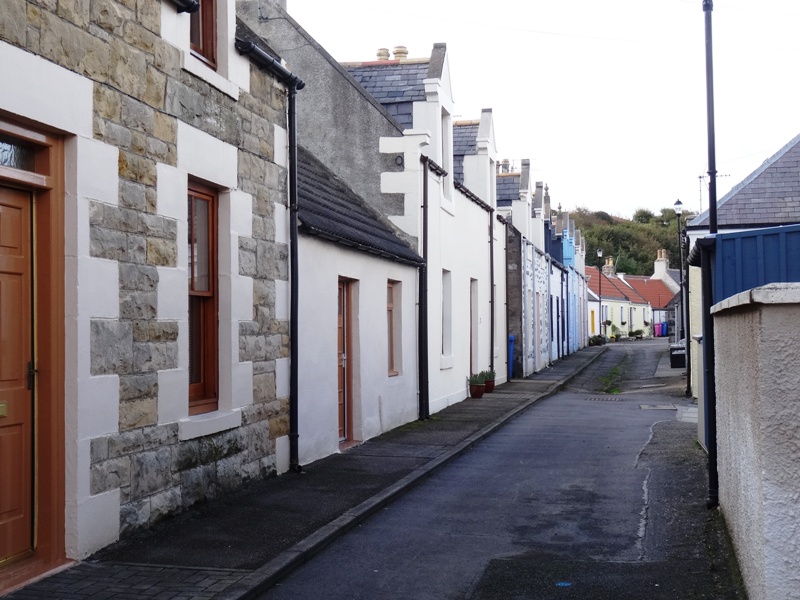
left=674, top=200, right=685, bottom=342
left=597, top=248, right=604, bottom=336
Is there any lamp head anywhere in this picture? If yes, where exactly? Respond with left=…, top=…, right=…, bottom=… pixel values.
left=674, top=199, right=684, bottom=216
left=597, top=248, right=603, bottom=258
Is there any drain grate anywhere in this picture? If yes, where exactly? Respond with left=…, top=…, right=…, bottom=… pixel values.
left=586, top=396, right=623, bottom=402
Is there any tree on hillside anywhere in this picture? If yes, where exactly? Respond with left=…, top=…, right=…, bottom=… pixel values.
left=572, top=207, right=682, bottom=276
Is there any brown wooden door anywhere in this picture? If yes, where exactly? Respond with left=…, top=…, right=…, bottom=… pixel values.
left=0, top=186, right=34, bottom=564
left=337, top=281, right=350, bottom=443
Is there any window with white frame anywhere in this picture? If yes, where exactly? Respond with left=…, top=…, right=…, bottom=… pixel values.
left=442, top=270, right=452, bottom=356
left=387, top=280, right=402, bottom=376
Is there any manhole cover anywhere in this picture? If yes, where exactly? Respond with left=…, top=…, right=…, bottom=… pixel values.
left=639, top=404, right=676, bottom=410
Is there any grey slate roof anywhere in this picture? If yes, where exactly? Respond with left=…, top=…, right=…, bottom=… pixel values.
left=690, top=133, right=800, bottom=228
left=297, top=146, right=422, bottom=266
left=452, top=122, right=479, bottom=184
left=453, top=122, right=478, bottom=156
left=344, top=61, right=428, bottom=106
left=382, top=101, right=414, bottom=130
left=496, top=174, right=520, bottom=207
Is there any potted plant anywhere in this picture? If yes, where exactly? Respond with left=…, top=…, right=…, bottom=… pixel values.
left=481, top=369, right=496, bottom=393
left=467, top=373, right=486, bottom=398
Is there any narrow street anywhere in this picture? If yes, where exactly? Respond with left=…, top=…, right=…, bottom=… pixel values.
left=260, top=341, right=744, bottom=599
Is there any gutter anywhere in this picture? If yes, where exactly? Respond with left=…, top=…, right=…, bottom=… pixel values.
left=236, top=38, right=306, bottom=473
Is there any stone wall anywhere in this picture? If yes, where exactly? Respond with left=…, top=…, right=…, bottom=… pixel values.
left=3, top=1, right=289, bottom=535
left=712, top=283, right=800, bottom=600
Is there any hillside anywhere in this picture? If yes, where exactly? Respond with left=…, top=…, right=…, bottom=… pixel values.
left=568, top=207, right=693, bottom=276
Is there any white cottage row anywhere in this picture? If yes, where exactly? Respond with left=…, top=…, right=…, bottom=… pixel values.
left=0, top=1, right=589, bottom=588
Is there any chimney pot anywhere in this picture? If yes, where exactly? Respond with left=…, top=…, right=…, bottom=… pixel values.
left=393, top=45, right=408, bottom=60
left=376, top=48, right=390, bottom=60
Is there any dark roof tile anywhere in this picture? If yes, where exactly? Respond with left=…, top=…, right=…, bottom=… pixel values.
left=297, top=147, right=422, bottom=266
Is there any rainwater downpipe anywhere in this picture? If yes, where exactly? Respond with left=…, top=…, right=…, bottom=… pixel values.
left=418, top=157, right=431, bottom=420
left=489, top=207, right=495, bottom=374
left=235, top=38, right=305, bottom=472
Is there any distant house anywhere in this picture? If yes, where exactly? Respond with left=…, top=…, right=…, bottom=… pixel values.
left=620, top=271, right=677, bottom=337
left=586, top=258, right=649, bottom=339
left=345, top=43, right=508, bottom=412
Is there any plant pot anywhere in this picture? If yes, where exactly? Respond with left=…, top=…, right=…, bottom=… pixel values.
left=469, top=383, right=485, bottom=398
left=484, top=379, right=495, bottom=393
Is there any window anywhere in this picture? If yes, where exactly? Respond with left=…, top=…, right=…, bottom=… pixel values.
left=387, top=281, right=401, bottom=376
left=190, top=0, right=217, bottom=70
left=441, top=270, right=452, bottom=356
left=188, top=181, right=218, bottom=414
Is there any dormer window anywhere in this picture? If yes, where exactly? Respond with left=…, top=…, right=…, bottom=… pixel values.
left=190, top=0, right=217, bottom=70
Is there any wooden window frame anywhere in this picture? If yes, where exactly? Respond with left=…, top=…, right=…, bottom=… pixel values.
left=188, top=180, right=218, bottom=415
left=190, top=0, right=217, bottom=70
left=387, top=281, right=400, bottom=377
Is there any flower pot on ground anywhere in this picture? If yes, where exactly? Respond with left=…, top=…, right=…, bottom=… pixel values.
left=481, top=369, right=496, bottom=393
left=467, top=373, right=486, bottom=398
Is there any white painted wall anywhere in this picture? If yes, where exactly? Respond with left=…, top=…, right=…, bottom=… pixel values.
left=297, top=237, right=419, bottom=465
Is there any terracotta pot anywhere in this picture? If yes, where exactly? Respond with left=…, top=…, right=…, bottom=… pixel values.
left=469, top=383, right=485, bottom=398
left=484, top=379, right=495, bottom=393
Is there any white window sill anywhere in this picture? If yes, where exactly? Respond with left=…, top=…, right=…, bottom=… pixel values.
left=440, top=354, right=454, bottom=370
left=179, top=409, right=241, bottom=441
left=183, top=54, right=240, bottom=100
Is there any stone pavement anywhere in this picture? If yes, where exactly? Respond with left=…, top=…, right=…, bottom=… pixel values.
left=7, top=347, right=607, bottom=600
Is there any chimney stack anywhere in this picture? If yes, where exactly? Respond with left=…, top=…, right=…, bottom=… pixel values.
left=602, top=256, right=616, bottom=277
left=376, top=48, right=390, bottom=60
left=393, top=45, right=408, bottom=60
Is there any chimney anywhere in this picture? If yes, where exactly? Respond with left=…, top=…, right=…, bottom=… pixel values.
left=653, top=249, right=669, bottom=278
left=500, top=158, right=510, bottom=173
left=602, top=256, right=616, bottom=277
left=393, top=45, right=408, bottom=60
left=376, top=48, right=390, bottom=60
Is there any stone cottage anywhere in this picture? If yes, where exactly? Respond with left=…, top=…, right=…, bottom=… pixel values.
left=0, top=0, right=293, bottom=590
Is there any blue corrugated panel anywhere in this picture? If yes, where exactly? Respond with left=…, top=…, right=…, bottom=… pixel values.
left=715, top=224, right=800, bottom=301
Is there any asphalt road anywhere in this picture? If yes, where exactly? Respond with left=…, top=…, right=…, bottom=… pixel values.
left=259, top=341, right=744, bottom=599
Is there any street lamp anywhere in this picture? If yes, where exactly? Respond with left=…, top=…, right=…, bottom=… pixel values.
left=597, top=248, right=604, bottom=336
left=674, top=200, right=685, bottom=342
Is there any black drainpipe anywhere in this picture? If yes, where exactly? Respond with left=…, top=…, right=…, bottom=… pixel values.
left=235, top=38, right=305, bottom=473
left=418, top=157, right=431, bottom=420
left=489, top=208, right=495, bottom=374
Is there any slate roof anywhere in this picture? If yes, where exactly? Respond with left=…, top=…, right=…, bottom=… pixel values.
left=690, top=132, right=800, bottom=229
left=452, top=121, right=479, bottom=184
left=496, top=173, right=520, bottom=207
left=453, top=122, right=479, bottom=156
left=621, top=276, right=677, bottom=309
left=297, top=146, right=422, bottom=266
left=344, top=61, right=429, bottom=106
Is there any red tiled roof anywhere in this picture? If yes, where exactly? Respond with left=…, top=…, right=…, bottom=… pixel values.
left=622, top=276, right=678, bottom=309
left=586, top=266, right=643, bottom=302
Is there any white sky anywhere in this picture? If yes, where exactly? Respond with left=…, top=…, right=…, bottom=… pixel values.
left=285, top=0, right=800, bottom=218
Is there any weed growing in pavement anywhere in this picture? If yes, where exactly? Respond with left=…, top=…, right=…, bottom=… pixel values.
left=599, top=366, right=622, bottom=394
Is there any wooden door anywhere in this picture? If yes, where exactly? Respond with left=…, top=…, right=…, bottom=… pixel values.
left=337, top=281, right=349, bottom=442
left=0, top=186, right=33, bottom=564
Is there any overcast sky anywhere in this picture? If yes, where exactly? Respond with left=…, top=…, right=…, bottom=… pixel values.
left=285, top=0, right=800, bottom=219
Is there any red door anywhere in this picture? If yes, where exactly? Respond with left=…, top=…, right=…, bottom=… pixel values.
left=0, top=186, right=34, bottom=564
